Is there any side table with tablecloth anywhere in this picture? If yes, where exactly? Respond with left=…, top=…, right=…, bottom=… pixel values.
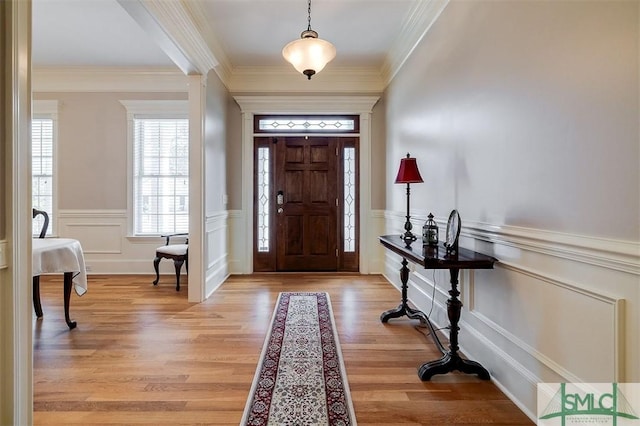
left=32, top=238, right=87, bottom=329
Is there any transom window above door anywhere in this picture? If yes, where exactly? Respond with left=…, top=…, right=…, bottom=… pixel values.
left=255, top=115, right=359, bottom=133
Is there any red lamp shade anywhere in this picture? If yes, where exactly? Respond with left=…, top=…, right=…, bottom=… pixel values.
left=395, top=154, right=423, bottom=184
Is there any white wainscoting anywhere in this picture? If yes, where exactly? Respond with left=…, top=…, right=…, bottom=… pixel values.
left=381, top=210, right=638, bottom=421
left=58, top=209, right=232, bottom=298
left=367, top=211, right=388, bottom=275
left=227, top=210, right=245, bottom=274
left=58, top=210, right=190, bottom=276
left=204, top=211, right=230, bottom=298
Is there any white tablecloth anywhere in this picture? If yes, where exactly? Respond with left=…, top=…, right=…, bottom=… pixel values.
left=32, top=238, right=87, bottom=296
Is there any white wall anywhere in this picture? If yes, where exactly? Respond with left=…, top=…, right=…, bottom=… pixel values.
left=382, top=0, right=639, bottom=420
left=31, top=92, right=196, bottom=280
left=30, top=82, right=237, bottom=300
left=203, top=70, right=233, bottom=296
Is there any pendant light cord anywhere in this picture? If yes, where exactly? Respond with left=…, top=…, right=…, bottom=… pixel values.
left=307, top=0, right=312, bottom=31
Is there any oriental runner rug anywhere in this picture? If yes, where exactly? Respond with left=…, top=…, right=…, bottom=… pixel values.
left=241, top=292, right=357, bottom=426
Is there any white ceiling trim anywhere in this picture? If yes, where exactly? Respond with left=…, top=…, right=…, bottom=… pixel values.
left=228, top=66, right=385, bottom=94
left=32, top=67, right=188, bottom=93
left=129, top=0, right=449, bottom=93
left=118, top=0, right=217, bottom=76
left=182, top=0, right=233, bottom=84
left=381, top=0, right=450, bottom=83
left=32, top=1, right=449, bottom=94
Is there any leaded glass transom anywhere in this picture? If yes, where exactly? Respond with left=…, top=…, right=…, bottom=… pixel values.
left=258, top=118, right=355, bottom=132
left=257, top=147, right=270, bottom=252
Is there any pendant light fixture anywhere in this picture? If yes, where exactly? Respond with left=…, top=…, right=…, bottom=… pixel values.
left=282, top=0, right=336, bottom=80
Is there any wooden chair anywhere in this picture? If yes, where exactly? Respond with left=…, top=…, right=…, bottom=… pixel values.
left=152, top=233, right=188, bottom=291
left=32, top=208, right=49, bottom=317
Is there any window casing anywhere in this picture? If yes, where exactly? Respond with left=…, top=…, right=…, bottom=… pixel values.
left=121, top=101, right=189, bottom=236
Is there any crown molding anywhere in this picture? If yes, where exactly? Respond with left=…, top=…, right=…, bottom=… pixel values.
left=32, top=65, right=384, bottom=95
left=32, top=67, right=188, bottom=93
left=225, top=0, right=450, bottom=92
left=32, top=100, right=58, bottom=115
left=34, top=1, right=448, bottom=94
left=228, top=66, right=385, bottom=94
left=381, top=0, right=450, bottom=84
left=117, top=0, right=218, bottom=77
left=181, top=0, right=233, bottom=85
left=119, top=100, right=188, bottom=116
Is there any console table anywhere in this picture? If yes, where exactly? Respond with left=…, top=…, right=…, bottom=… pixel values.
left=379, top=234, right=496, bottom=380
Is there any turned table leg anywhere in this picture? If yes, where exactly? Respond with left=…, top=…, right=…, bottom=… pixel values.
left=63, top=272, right=77, bottom=329
left=418, top=268, right=489, bottom=380
left=380, top=258, right=427, bottom=323
left=381, top=257, right=446, bottom=354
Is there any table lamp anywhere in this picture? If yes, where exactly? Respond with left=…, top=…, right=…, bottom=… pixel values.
left=395, top=153, right=423, bottom=246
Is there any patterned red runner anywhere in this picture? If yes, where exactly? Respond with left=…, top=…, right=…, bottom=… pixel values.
left=241, top=292, right=357, bottom=425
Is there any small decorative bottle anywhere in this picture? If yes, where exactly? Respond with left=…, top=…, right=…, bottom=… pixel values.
left=422, top=213, right=439, bottom=247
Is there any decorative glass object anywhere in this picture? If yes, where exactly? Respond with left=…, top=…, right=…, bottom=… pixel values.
left=422, top=212, right=439, bottom=247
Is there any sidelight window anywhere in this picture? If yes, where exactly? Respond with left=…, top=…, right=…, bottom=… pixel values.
left=257, top=147, right=270, bottom=252
left=343, top=147, right=356, bottom=252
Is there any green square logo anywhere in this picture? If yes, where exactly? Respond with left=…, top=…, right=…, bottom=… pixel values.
left=538, top=383, right=640, bottom=425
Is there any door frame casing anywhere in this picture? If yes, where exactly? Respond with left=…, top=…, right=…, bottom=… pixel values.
left=2, top=0, right=33, bottom=424
left=254, top=135, right=351, bottom=272
left=234, top=95, right=379, bottom=274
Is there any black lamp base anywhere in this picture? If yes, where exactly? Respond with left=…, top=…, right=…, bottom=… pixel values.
left=399, top=182, right=417, bottom=247
left=401, top=233, right=417, bottom=247
left=400, top=220, right=417, bottom=247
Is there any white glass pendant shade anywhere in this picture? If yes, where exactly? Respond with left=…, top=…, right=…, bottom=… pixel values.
left=282, top=32, right=336, bottom=79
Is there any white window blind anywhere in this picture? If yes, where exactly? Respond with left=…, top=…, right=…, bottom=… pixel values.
left=32, top=118, right=54, bottom=236
left=133, top=118, right=189, bottom=235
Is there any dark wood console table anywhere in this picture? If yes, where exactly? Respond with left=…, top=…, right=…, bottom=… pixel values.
left=379, top=234, right=496, bottom=381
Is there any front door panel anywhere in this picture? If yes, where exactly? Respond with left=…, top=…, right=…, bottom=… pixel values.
left=276, top=137, right=338, bottom=271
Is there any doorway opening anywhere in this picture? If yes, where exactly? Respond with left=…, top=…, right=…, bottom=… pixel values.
left=252, top=115, right=359, bottom=272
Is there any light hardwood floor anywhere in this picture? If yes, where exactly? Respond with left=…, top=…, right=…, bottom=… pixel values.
left=33, top=274, right=533, bottom=425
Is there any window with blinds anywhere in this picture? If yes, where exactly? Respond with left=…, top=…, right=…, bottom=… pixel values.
left=133, top=118, right=189, bottom=235
left=32, top=118, right=54, bottom=236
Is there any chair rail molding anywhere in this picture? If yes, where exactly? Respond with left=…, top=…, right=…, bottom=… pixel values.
left=382, top=209, right=639, bottom=419
left=384, top=210, right=640, bottom=274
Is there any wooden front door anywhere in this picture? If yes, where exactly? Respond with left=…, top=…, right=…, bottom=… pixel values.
left=276, top=137, right=338, bottom=271
left=253, top=132, right=358, bottom=273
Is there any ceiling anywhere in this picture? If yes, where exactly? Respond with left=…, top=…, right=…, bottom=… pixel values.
left=32, top=0, right=422, bottom=74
